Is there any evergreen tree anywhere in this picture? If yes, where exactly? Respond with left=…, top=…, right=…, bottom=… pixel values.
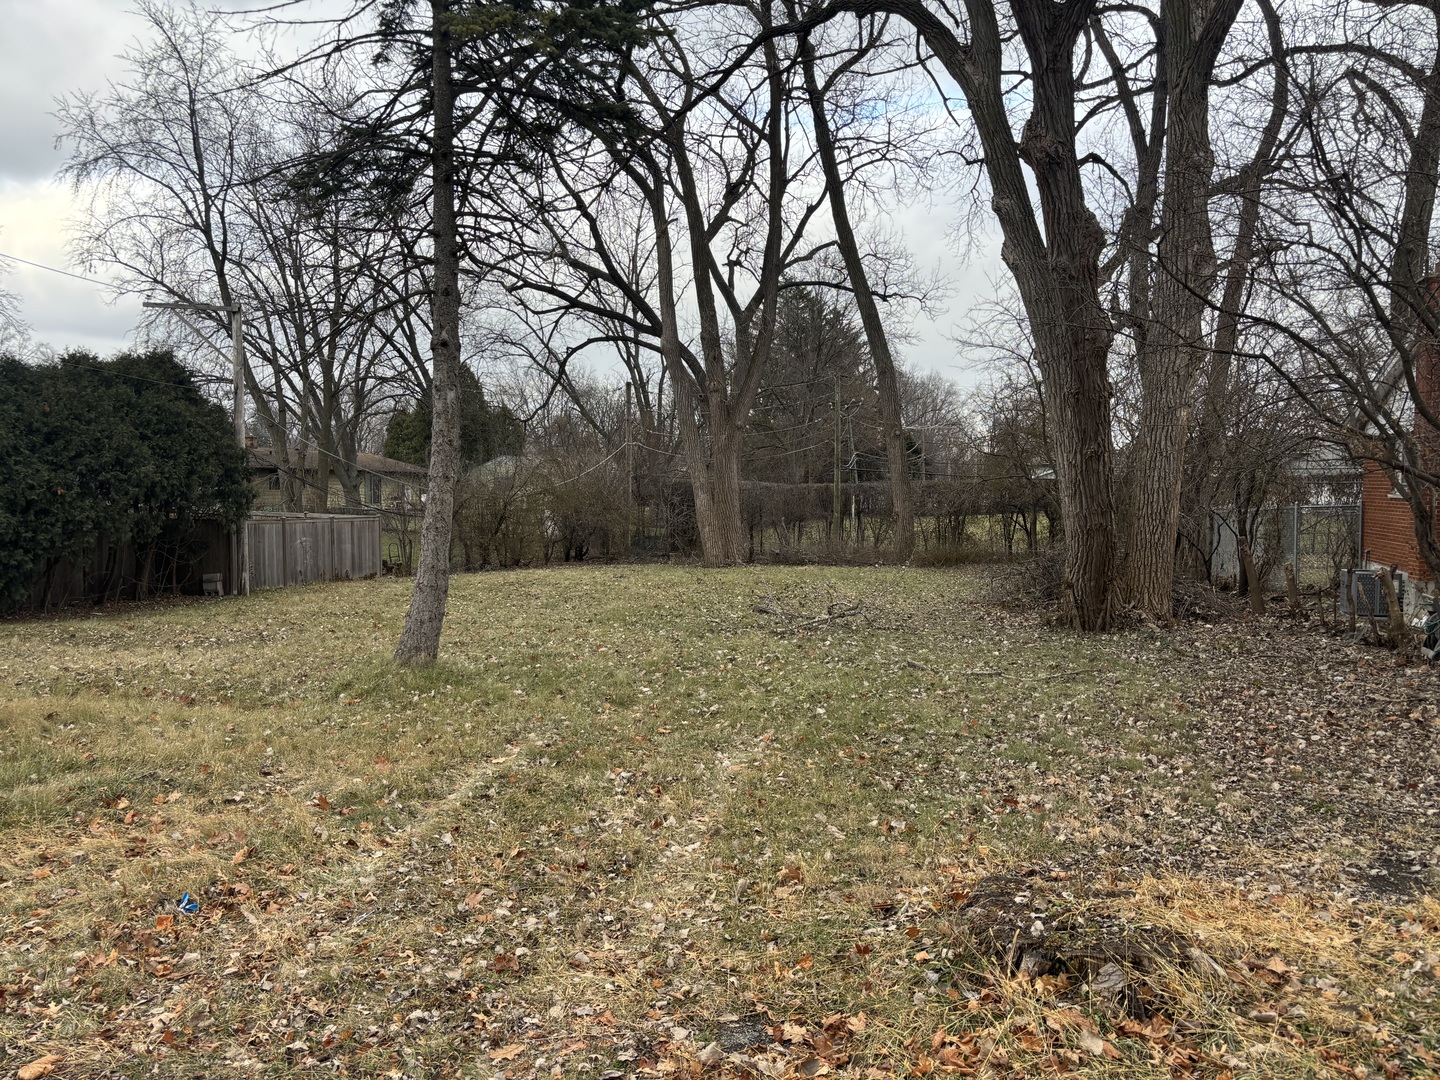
left=383, top=365, right=523, bottom=468
left=0, top=350, right=251, bottom=610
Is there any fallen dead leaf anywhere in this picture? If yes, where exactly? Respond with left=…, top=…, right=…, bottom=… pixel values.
left=1045, top=1009, right=1098, bottom=1034
left=1262, top=955, right=1294, bottom=975
left=18, top=1055, right=65, bottom=1080
left=487, top=1044, right=524, bottom=1062
left=1077, top=1030, right=1121, bottom=1060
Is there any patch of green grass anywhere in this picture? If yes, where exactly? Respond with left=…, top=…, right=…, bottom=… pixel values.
left=0, top=566, right=1433, bottom=1080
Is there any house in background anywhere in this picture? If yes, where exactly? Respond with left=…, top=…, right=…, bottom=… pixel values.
left=1356, top=321, right=1440, bottom=614
left=247, top=444, right=427, bottom=514
left=1359, top=461, right=1437, bottom=605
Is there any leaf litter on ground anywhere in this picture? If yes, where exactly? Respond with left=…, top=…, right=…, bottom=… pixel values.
left=0, top=564, right=1435, bottom=1078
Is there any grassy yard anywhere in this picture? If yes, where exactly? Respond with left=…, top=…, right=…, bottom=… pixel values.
left=0, top=565, right=1436, bottom=1079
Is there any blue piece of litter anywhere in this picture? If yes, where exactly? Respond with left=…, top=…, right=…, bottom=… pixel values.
left=175, top=892, right=200, bottom=914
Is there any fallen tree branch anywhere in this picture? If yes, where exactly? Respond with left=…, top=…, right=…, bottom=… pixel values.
left=753, top=599, right=864, bottom=633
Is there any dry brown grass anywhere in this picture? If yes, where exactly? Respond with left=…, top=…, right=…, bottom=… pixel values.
left=0, top=566, right=1435, bottom=1079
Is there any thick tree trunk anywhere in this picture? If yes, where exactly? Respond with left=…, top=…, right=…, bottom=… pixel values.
left=395, top=0, right=461, bottom=666
left=1008, top=0, right=1118, bottom=631
left=1390, top=43, right=1440, bottom=341
left=307, top=448, right=333, bottom=512
left=696, top=419, right=748, bottom=565
left=1123, top=0, right=1240, bottom=621
left=1381, top=24, right=1440, bottom=589
left=333, top=426, right=363, bottom=508
left=1125, top=369, right=1189, bottom=617
left=666, top=357, right=748, bottom=565
left=871, top=0, right=1117, bottom=627
left=800, top=38, right=914, bottom=562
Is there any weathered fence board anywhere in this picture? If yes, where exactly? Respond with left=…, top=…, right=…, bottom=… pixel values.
left=245, top=514, right=381, bottom=591
left=17, top=519, right=235, bottom=612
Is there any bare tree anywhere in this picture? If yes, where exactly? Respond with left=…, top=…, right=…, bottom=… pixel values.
left=1179, top=0, right=1297, bottom=582
left=770, top=0, right=1118, bottom=626
left=0, top=241, right=27, bottom=354
left=58, top=1, right=429, bottom=515
left=484, top=1, right=832, bottom=565
left=1108, top=0, right=1245, bottom=617
left=797, top=13, right=918, bottom=560
left=1247, top=0, right=1440, bottom=586
left=392, top=0, right=463, bottom=664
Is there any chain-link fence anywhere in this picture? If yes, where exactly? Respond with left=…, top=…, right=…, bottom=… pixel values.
left=1211, top=504, right=1359, bottom=590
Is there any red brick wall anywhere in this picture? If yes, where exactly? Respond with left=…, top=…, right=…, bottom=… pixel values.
left=1361, top=460, right=1435, bottom=586
left=1361, top=294, right=1440, bottom=586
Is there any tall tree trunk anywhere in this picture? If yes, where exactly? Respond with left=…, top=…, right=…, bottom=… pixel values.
left=664, top=331, right=748, bottom=565
left=1123, top=0, right=1241, bottom=620
left=307, top=446, right=333, bottom=512
left=1181, top=0, right=1287, bottom=585
left=1390, top=28, right=1440, bottom=343
left=1007, top=0, right=1118, bottom=630
left=847, top=0, right=1116, bottom=626
left=1382, top=18, right=1440, bottom=587
left=799, top=36, right=914, bottom=562
left=395, top=0, right=461, bottom=666
left=697, top=416, right=748, bottom=564
left=334, top=442, right=363, bottom=508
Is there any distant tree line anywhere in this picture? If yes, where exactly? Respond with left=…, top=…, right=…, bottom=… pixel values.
left=48, top=0, right=1440, bottom=661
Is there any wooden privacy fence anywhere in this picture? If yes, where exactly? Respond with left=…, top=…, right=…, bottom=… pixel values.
left=245, top=513, right=381, bottom=591
left=15, top=519, right=236, bottom=612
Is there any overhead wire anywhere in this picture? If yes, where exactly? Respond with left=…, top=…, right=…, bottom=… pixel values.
left=0, top=251, right=117, bottom=288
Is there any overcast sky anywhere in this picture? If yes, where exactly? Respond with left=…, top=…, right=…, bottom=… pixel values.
left=0, top=0, right=1000, bottom=382
left=0, top=1, right=149, bottom=353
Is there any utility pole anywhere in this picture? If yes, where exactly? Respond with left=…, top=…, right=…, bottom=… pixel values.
left=144, top=299, right=250, bottom=596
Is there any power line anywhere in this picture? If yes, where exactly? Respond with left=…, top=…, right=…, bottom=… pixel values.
left=0, top=251, right=117, bottom=289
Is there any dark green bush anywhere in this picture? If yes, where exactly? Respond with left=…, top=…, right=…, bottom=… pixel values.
left=0, top=349, right=251, bottom=609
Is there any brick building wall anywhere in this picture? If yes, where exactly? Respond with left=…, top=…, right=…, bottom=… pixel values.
left=1361, top=460, right=1436, bottom=586
left=1361, top=287, right=1440, bottom=591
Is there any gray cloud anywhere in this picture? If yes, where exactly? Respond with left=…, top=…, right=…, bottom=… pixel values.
left=0, top=0, right=305, bottom=186
left=0, top=0, right=283, bottom=354
left=0, top=1, right=153, bottom=185
left=1, top=0, right=1000, bottom=374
